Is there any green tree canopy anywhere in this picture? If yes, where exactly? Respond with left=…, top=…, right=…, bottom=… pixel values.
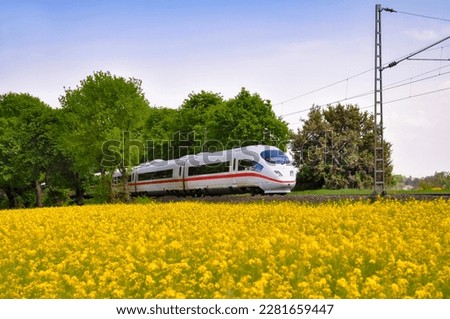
left=176, top=91, right=224, bottom=156
left=291, top=104, right=393, bottom=190
left=58, top=71, right=151, bottom=203
left=144, top=106, right=180, bottom=160
left=157, top=88, right=290, bottom=156
left=0, top=93, right=58, bottom=207
left=205, top=88, right=290, bottom=150
left=1, top=79, right=292, bottom=206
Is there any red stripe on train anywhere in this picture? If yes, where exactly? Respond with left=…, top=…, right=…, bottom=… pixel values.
left=129, top=172, right=295, bottom=186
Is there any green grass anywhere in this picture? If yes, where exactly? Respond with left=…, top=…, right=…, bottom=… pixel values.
left=291, top=189, right=373, bottom=196
left=291, top=188, right=450, bottom=196
left=387, top=188, right=450, bottom=195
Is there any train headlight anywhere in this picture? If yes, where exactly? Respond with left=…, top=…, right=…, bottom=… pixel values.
left=274, top=170, right=283, bottom=177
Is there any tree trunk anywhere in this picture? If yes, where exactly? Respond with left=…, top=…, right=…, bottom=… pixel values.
left=73, top=173, right=85, bottom=205
left=35, top=179, right=43, bottom=207
left=74, top=186, right=85, bottom=205
left=121, top=168, right=130, bottom=202
left=5, top=188, right=17, bottom=209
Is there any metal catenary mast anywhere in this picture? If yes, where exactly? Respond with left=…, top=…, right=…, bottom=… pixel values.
left=373, top=4, right=394, bottom=195
left=374, top=4, right=450, bottom=195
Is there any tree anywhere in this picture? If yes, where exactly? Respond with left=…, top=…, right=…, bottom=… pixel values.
left=0, top=94, right=26, bottom=208
left=291, top=104, right=393, bottom=190
left=58, top=71, right=151, bottom=203
left=176, top=91, right=224, bottom=156
left=144, top=88, right=290, bottom=160
left=0, top=93, right=58, bottom=207
left=205, top=88, right=290, bottom=150
left=418, top=171, right=450, bottom=190
left=144, top=107, right=180, bottom=160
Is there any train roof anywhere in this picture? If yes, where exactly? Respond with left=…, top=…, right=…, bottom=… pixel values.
left=135, top=158, right=184, bottom=173
left=115, top=145, right=285, bottom=174
left=182, top=145, right=283, bottom=166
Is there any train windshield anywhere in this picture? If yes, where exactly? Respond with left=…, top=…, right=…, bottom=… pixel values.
left=260, top=150, right=291, bottom=164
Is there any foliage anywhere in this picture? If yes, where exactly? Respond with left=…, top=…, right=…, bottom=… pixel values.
left=1, top=200, right=449, bottom=298
left=0, top=93, right=59, bottom=207
left=58, top=71, right=151, bottom=203
left=177, top=90, right=224, bottom=156
left=205, top=88, right=290, bottom=151
left=1, top=78, right=292, bottom=206
left=390, top=172, right=450, bottom=191
left=43, top=186, right=70, bottom=207
left=144, top=88, right=290, bottom=159
left=416, top=172, right=450, bottom=190
left=144, top=107, right=180, bottom=160
left=291, top=104, right=393, bottom=190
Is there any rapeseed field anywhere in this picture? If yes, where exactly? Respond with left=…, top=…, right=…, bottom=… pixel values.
left=0, top=199, right=449, bottom=298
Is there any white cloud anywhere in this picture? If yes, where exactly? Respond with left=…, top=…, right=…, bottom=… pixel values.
left=405, top=29, right=440, bottom=41
left=390, top=109, right=432, bottom=128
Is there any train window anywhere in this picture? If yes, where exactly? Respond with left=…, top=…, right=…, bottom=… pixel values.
left=238, top=159, right=263, bottom=172
left=128, top=174, right=133, bottom=183
left=188, top=161, right=231, bottom=176
left=138, top=169, right=173, bottom=181
left=260, top=150, right=290, bottom=164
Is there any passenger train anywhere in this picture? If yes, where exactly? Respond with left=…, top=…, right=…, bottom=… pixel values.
left=113, top=145, right=297, bottom=197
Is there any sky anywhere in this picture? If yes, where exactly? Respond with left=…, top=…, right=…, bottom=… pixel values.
left=1, top=0, right=449, bottom=177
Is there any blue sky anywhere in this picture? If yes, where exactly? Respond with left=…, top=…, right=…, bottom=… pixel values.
left=1, top=0, right=449, bottom=177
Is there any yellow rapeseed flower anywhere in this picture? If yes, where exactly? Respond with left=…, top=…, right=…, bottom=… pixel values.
left=0, top=199, right=448, bottom=298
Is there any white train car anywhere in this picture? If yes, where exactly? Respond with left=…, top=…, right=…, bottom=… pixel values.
left=113, top=145, right=297, bottom=197
left=129, top=159, right=185, bottom=196
left=183, top=145, right=296, bottom=195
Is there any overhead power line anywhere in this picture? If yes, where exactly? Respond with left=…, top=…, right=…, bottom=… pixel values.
left=384, top=69, right=450, bottom=92
left=381, top=36, right=450, bottom=70
left=275, top=41, right=449, bottom=107
left=284, top=84, right=450, bottom=127
left=273, top=68, right=373, bottom=106
left=275, top=7, right=450, bottom=116
left=280, top=64, right=450, bottom=118
left=408, top=58, right=450, bottom=61
left=395, top=10, right=450, bottom=23
left=359, top=85, right=450, bottom=110
left=383, top=63, right=450, bottom=87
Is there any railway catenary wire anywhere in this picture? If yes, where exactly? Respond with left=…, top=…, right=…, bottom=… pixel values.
left=394, top=10, right=450, bottom=23
left=279, top=66, right=450, bottom=119
left=275, top=56, right=450, bottom=112
left=274, top=10, right=450, bottom=121
left=278, top=63, right=450, bottom=118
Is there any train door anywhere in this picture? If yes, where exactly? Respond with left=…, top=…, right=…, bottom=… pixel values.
left=129, top=170, right=137, bottom=194
left=180, top=165, right=186, bottom=193
left=231, top=156, right=238, bottom=189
